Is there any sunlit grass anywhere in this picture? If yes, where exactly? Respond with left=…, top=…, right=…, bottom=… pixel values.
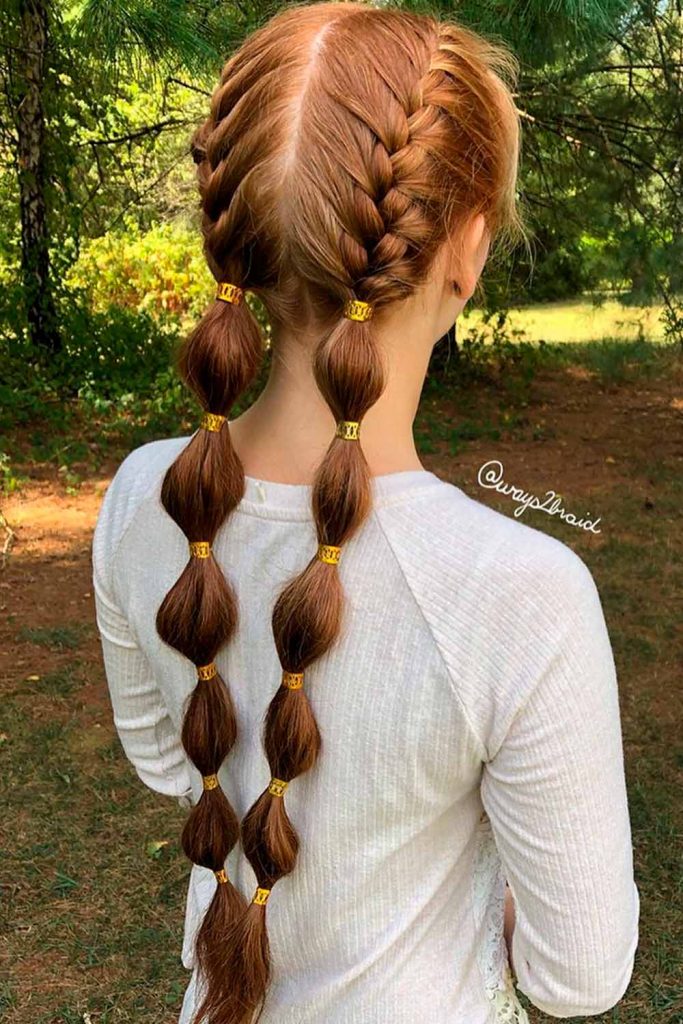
left=462, top=298, right=667, bottom=344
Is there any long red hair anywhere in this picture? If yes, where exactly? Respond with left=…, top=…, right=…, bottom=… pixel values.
left=156, top=3, right=524, bottom=1022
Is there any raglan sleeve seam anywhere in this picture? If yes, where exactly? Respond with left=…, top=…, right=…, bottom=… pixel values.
left=372, top=505, right=489, bottom=763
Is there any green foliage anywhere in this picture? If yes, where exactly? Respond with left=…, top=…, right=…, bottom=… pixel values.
left=75, top=0, right=225, bottom=73
left=0, top=313, right=271, bottom=494
left=0, top=258, right=188, bottom=494
left=425, top=307, right=678, bottom=399
left=0, top=290, right=180, bottom=415
left=542, top=335, right=677, bottom=382
left=58, top=300, right=180, bottom=397
left=428, top=310, right=545, bottom=401
left=0, top=451, right=23, bottom=493
left=661, top=300, right=683, bottom=350
left=0, top=0, right=681, bottom=398
left=515, top=229, right=612, bottom=303
left=405, top=0, right=631, bottom=63
left=67, top=220, right=212, bottom=326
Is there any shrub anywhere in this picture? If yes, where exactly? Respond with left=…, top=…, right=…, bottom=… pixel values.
left=66, top=219, right=213, bottom=330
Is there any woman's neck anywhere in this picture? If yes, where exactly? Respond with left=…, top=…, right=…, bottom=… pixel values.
left=228, top=258, right=463, bottom=486
left=229, top=317, right=434, bottom=486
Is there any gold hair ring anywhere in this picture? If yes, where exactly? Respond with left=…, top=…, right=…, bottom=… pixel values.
left=200, top=412, right=226, bottom=433
left=253, top=887, right=271, bottom=905
left=189, top=541, right=211, bottom=559
left=268, top=777, right=289, bottom=797
left=215, top=868, right=228, bottom=884
left=317, top=544, right=341, bottom=565
left=216, top=282, right=244, bottom=305
left=343, top=299, right=374, bottom=322
left=282, top=671, right=304, bottom=690
left=203, top=773, right=219, bottom=791
left=335, top=420, right=360, bottom=441
left=197, top=662, right=217, bottom=682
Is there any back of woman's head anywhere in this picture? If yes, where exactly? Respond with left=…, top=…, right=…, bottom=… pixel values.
left=194, top=1, right=523, bottom=325
left=156, top=4, right=524, bottom=1022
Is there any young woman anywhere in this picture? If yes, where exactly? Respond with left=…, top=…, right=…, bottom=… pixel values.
left=92, top=4, right=640, bottom=1023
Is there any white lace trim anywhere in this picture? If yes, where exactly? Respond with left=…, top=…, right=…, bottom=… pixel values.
left=471, top=811, right=530, bottom=1024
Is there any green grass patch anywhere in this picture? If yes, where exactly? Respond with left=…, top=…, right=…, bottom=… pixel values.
left=36, top=665, right=83, bottom=697
left=17, top=623, right=89, bottom=650
left=0, top=681, right=192, bottom=1022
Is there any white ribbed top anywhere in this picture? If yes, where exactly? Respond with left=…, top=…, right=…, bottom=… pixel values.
left=92, top=435, right=640, bottom=1024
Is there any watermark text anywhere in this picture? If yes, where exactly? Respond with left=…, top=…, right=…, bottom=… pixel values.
left=477, top=460, right=602, bottom=534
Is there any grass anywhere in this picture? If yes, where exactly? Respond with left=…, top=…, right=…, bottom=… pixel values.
left=464, top=297, right=668, bottom=344
left=541, top=336, right=674, bottom=382
left=0, top=672, right=191, bottom=1023
left=17, top=624, right=90, bottom=651
left=33, top=665, right=83, bottom=698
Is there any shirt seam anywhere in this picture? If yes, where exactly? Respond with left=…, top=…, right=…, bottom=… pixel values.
left=372, top=504, right=489, bottom=763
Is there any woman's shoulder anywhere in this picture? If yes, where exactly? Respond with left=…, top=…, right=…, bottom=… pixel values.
left=381, top=471, right=594, bottom=600
left=378, top=474, right=606, bottom=760
left=109, top=435, right=191, bottom=492
left=93, top=435, right=191, bottom=561
left=377, top=471, right=602, bottom=678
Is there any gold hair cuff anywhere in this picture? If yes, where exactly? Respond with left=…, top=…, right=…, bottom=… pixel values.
left=317, top=544, right=341, bottom=565
left=253, top=887, right=271, bottom=905
left=343, top=299, right=374, bottom=322
left=215, top=868, right=228, bottom=884
left=216, top=282, right=244, bottom=305
left=203, top=773, right=219, bottom=791
left=268, top=777, right=288, bottom=797
left=282, top=671, right=304, bottom=690
left=200, top=412, right=226, bottom=433
left=197, top=662, right=217, bottom=681
left=189, top=541, right=211, bottom=559
left=335, top=420, right=360, bottom=441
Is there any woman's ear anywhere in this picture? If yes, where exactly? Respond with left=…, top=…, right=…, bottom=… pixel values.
left=450, top=213, right=489, bottom=301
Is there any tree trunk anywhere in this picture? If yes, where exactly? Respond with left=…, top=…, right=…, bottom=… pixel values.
left=16, top=0, right=60, bottom=354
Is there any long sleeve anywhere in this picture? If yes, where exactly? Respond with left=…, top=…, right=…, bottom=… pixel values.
left=92, top=453, right=194, bottom=808
left=93, top=579, right=194, bottom=806
left=481, top=555, right=640, bottom=1018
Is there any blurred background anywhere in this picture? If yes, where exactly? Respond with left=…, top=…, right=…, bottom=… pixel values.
left=0, top=1, right=681, bottom=1022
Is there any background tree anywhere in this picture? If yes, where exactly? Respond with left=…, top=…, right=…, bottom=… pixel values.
left=3, top=1, right=60, bottom=353
left=0, top=0, right=252, bottom=355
